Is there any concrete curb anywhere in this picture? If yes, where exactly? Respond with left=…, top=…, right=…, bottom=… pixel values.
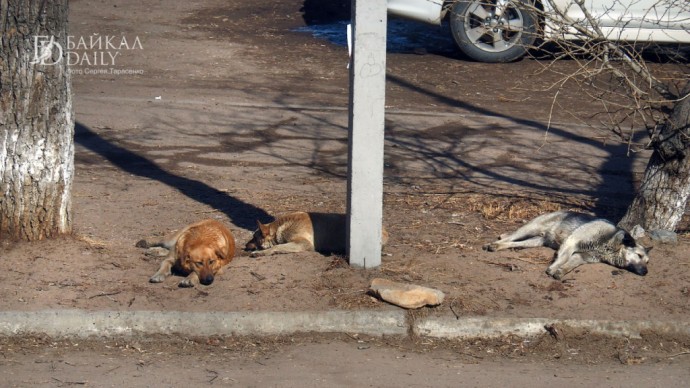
left=415, top=317, right=690, bottom=339
left=0, top=310, right=407, bottom=338
left=1, top=310, right=689, bottom=339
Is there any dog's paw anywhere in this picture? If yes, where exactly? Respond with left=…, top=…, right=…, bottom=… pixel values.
left=249, top=250, right=265, bottom=258
left=483, top=243, right=498, bottom=252
left=149, top=273, right=166, bottom=283
left=546, top=267, right=564, bottom=281
left=178, top=278, right=196, bottom=288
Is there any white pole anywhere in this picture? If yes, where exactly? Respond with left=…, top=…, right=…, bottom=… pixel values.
left=347, top=0, right=387, bottom=268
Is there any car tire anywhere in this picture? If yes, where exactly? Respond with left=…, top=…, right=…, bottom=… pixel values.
left=449, top=0, right=538, bottom=63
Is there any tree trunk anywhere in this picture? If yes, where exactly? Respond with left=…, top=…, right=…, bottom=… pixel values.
left=619, top=91, right=690, bottom=232
left=0, top=0, right=74, bottom=240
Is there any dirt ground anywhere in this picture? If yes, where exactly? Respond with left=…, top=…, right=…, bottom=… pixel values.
left=3, top=332, right=690, bottom=387
left=1, top=0, right=690, bottom=356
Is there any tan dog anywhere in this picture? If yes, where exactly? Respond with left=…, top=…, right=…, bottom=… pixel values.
left=245, top=212, right=388, bottom=257
left=139, top=219, right=236, bottom=287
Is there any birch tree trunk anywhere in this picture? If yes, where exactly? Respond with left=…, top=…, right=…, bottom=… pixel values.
left=0, top=0, right=74, bottom=240
left=619, top=93, right=690, bottom=232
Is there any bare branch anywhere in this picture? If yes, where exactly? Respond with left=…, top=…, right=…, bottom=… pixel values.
left=542, top=0, right=676, bottom=100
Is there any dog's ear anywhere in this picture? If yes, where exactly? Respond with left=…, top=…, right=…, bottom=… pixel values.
left=611, top=230, right=627, bottom=246
left=258, top=221, right=270, bottom=236
left=622, top=231, right=637, bottom=246
left=644, top=245, right=653, bottom=254
left=215, top=248, right=227, bottom=261
left=175, top=237, right=186, bottom=260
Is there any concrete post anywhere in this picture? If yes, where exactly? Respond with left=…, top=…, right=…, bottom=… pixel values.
left=346, top=0, right=387, bottom=268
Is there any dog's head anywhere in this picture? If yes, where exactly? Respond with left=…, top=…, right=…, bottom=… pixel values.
left=613, top=230, right=650, bottom=276
left=180, top=245, right=229, bottom=286
left=244, top=221, right=276, bottom=251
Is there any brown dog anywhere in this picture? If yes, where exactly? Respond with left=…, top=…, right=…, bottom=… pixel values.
left=140, top=219, right=235, bottom=287
left=245, top=212, right=388, bottom=257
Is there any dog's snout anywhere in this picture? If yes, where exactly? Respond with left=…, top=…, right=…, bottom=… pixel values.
left=628, top=264, right=648, bottom=276
left=200, top=274, right=215, bottom=285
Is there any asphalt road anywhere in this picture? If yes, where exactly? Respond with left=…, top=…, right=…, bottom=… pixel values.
left=3, top=338, right=689, bottom=387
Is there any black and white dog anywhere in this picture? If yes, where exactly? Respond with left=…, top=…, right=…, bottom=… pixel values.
left=484, top=211, right=650, bottom=280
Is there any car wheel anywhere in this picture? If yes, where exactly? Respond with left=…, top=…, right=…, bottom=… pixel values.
left=449, top=0, right=538, bottom=63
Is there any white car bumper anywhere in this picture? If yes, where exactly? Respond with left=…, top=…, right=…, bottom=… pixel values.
left=387, top=0, right=445, bottom=25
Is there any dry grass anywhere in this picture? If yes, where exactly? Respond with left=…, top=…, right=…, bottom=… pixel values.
left=385, top=192, right=572, bottom=221
left=74, top=234, right=110, bottom=249
left=468, top=196, right=562, bottom=221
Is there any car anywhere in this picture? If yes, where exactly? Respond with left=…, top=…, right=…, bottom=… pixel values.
left=387, top=0, right=690, bottom=62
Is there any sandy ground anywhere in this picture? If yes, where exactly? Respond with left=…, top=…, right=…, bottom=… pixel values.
left=1, top=0, right=689, bottom=371
left=3, top=333, right=690, bottom=387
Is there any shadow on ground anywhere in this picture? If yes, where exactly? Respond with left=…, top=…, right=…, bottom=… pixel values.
left=74, top=122, right=271, bottom=230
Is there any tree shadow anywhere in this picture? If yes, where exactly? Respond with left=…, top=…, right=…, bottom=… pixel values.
left=384, top=73, right=640, bottom=218
left=74, top=122, right=271, bottom=231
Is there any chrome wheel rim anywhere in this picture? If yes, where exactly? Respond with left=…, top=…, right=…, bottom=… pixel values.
left=462, top=0, right=526, bottom=53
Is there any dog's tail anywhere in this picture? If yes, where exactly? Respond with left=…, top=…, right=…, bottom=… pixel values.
left=135, top=238, right=176, bottom=249
left=136, top=229, right=184, bottom=250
